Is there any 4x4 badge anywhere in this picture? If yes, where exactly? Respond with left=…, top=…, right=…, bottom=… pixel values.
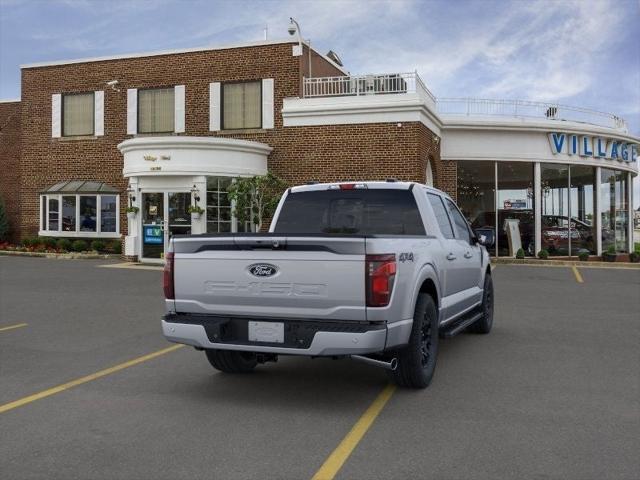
left=248, top=264, right=279, bottom=277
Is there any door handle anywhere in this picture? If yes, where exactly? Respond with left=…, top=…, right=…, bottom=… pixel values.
left=464, top=251, right=473, bottom=259
left=446, top=253, right=457, bottom=261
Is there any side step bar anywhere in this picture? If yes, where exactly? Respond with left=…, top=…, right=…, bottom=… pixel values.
left=439, top=310, right=483, bottom=338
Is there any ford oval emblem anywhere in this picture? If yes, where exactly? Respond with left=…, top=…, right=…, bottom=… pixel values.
left=248, top=263, right=278, bottom=277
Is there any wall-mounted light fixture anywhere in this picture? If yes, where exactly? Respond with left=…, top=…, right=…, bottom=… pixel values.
left=126, top=186, right=136, bottom=205
left=191, top=185, right=201, bottom=203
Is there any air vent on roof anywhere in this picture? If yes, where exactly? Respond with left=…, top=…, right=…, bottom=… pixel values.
left=326, top=50, right=343, bottom=67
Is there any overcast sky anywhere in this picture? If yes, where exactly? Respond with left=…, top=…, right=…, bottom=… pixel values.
left=1, top=0, right=639, bottom=204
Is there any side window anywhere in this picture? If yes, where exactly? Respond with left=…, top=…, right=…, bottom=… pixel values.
left=427, top=193, right=454, bottom=239
left=445, top=199, right=472, bottom=243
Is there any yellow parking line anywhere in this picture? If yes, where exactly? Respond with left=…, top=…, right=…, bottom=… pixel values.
left=311, top=384, right=396, bottom=480
left=0, top=323, right=28, bottom=333
left=571, top=265, right=584, bottom=283
left=0, top=344, right=184, bottom=414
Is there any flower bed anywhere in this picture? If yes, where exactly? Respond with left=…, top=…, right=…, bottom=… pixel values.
left=0, top=237, right=122, bottom=255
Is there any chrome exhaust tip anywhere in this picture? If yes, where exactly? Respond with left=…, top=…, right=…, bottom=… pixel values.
left=351, top=355, right=398, bottom=371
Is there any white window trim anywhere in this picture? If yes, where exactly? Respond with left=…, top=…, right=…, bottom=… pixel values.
left=38, top=193, right=121, bottom=238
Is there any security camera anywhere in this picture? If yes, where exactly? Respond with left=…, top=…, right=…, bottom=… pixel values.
left=106, top=80, right=118, bottom=86
left=288, top=24, right=296, bottom=36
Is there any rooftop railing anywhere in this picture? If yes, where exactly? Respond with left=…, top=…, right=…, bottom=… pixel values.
left=303, top=72, right=436, bottom=103
left=436, top=98, right=628, bottom=131
left=301, top=74, right=627, bottom=131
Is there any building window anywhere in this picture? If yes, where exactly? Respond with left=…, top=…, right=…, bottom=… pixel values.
left=222, top=81, right=261, bottom=130
left=62, top=92, right=94, bottom=136
left=497, top=162, right=535, bottom=256
left=79, top=196, right=97, bottom=232
left=39, top=194, right=120, bottom=237
left=206, top=177, right=253, bottom=233
left=62, top=196, right=77, bottom=232
left=101, top=195, right=118, bottom=233
left=138, top=88, right=175, bottom=133
left=457, top=161, right=495, bottom=256
left=206, top=177, right=233, bottom=233
left=601, top=169, right=628, bottom=253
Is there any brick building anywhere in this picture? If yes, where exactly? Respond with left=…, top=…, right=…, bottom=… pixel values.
left=0, top=38, right=637, bottom=260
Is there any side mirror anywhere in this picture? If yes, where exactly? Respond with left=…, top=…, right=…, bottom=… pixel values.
left=474, top=228, right=495, bottom=247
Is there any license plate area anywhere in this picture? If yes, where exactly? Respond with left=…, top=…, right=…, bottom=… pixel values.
left=248, top=321, right=285, bottom=343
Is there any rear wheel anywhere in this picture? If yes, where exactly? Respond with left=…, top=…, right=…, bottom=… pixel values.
left=205, top=349, right=258, bottom=373
left=388, top=293, right=439, bottom=389
left=468, top=273, right=494, bottom=334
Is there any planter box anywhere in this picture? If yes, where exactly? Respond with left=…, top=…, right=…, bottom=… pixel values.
left=190, top=212, right=203, bottom=221
left=127, top=212, right=137, bottom=221
left=603, top=253, right=619, bottom=262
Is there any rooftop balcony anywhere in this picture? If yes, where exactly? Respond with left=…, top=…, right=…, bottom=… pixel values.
left=302, top=74, right=628, bottom=133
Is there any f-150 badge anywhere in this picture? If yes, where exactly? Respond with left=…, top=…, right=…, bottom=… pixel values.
left=248, top=264, right=279, bottom=277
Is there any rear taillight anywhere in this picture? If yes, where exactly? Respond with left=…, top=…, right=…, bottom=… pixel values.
left=163, top=252, right=175, bottom=299
left=366, top=254, right=396, bottom=307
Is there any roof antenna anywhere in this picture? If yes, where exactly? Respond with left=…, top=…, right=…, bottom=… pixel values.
left=263, top=24, right=268, bottom=41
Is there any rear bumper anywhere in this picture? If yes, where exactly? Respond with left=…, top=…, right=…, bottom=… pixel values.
left=162, top=313, right=392, bottom=356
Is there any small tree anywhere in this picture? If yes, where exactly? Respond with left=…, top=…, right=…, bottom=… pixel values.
left=0, top=197, right=9, bottom=242
left=227, top=173, right=287, bottom=232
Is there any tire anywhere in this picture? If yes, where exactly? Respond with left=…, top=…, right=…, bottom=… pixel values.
left=205, top=349, right=258, bottom=373
left=388, top=293, right=439, bottom=389
left=468, top=273, right=494, bottom=334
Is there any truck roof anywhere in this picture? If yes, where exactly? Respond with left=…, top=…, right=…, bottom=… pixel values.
left=289, top=181, right=448, bottom=197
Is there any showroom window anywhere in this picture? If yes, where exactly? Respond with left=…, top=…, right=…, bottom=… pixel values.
left=222, top=81, right=261, bottom=130
left=39, top=181, right=120, bottom=237
left=457, top=161, right=496, bottom=256
left=138, top=87, right=175, bottom=133
left=601, top=169, right=628, bottom=253
left=62, top=92, right=94, bottom=136
left=497, top=162, right=535, bottom=257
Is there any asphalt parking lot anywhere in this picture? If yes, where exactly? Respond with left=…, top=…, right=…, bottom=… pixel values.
left=1, top=256, right=638, bottom=480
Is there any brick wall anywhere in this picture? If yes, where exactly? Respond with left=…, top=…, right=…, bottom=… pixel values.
left=14, top=41, right=442, bottom=242
left=0, top=101, right=21, bottom=242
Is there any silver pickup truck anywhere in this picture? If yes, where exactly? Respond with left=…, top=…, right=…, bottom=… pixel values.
left=162, top=181, right=493, bottom=388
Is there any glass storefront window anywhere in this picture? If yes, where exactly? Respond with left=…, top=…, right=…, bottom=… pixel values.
left=48, top=197, right=59, bottom=231
left=601, top=169, right=628, bottom=253
left=40, top=193, right=119, bottom=236
left=79, top=196, right=97, bottom=232
left=497, top=162, right=535, bottom=256
left=457, top=161, right=496, bottom=256
left=101, top=195, right=117, bottom=233
left=541, top=164, right=570, bottom=256
left=62, top=196, right=76, bottom=232
left=569, top=166, right=596, bottom=255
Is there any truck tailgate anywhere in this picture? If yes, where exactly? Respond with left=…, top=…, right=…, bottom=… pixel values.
left=172, top=236, right=366, bottom=321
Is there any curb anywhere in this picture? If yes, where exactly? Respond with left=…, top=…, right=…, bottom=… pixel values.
left=492, top=258, right=640, bottom=269
left=0, top=250, right=121, bottom=260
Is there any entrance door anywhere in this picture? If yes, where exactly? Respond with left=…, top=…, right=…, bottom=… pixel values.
left=141, top=192, right=191, bottom=262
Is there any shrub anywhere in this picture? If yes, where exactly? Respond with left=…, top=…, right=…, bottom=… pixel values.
left=578, top=251, right=589, bottom=261
left=537, top=249, right=549, bottom=260
left=21, top=237, right=35, bottom=247
left=40, top=237, right=58, bottom=249
left=515, top=248, right=525, bottom=259
left=71, top=239, right=88, bottom=252
left=91, top=240, right=106, bottom=252
left=109, top=240, right=122, bottom=254
left=57, top=238, right=72, bottom=251
left=606, top=244, right=616, bottom=255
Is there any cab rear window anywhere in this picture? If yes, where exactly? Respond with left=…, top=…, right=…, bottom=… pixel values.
left=274, top=189, right=425, bottom=235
